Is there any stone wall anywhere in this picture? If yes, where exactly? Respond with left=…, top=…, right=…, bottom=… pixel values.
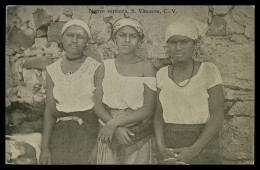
left=5, top=5, right=254, bottom=164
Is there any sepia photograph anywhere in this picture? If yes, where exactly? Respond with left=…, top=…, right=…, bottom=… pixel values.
left=5, top=5, right=254, bottom=165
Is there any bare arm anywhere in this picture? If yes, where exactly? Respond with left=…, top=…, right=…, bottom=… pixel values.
left=41, top=72, right=57, bottom=150
left=191, top=84, right=225, bottom=151
left=154, top=89, right=166, bottom=149
left=93, top=63, right=113, bottom=123
left=39, top=72, right=57, bottom=164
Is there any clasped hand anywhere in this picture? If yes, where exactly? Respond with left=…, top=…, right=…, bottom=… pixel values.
left=98, top=120, right=135, bottom=145
left=160, top=146, right=201, bottom=165
left=98, top=120, right=117, bottom=144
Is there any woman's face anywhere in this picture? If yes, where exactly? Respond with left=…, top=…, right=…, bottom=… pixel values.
left=62, top=25, right=89, bottom=55
left=115, top=26, right=140, bottom=54
left=167, top=35, right=195, bottom=62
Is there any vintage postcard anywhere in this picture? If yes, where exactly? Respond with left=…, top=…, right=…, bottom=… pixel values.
left=5, top=5, right=254, bottom=165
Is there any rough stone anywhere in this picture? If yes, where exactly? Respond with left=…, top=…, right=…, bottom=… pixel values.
left=6, top=45, right=15, bottom=56
left=198, top=37, right=254, bottom=90
left=63, top=7, right=73, bottom=17
left=22, top=68, right=45, bottom=89
left=47, top=21, right=66, bottom=43
left=6, top=87, right=18, bottom=99
left=32, top=8, right=53, bottom=29
left=10, top=53, right=24, bottom=63
left=8, top=95, right=19, bottom=103
left=57, top=8, right=73, bottom=22
left=6, top=60, right=15, bottom=89
left=227, top=101, right=254, bottom=117
left=33, top=93, right=45, bottom=103
left=6, top=98, right=11, bottom=107
left=213, top=6, right=233, bottom=15
left=33, top=37, right=48, bottom=50
left=17, top=86, right=34, bottom=104
left=36, top=27, right=48, bottom=37
left=208, top=10, right=213, bottom=24
left=23, top=48, right=34, bottom=57
left=6, top=6, right=23, bottom=31
left=12, top=58, right=24, bottom=74
left=59, top=15, right=72, bottom=22
left=88, top=15, right=112, bottom=45
left=7, top=26, right=36, bottom=49
left=223, top=87, right=254, bottom=101
left=8, top=44, right=23, bottom=54
left=207, top=16, right=226, bottom=36
left=244, top=19, right=254, bottom=40
left=31, top=48, right=45, bottom=57
left=44, top=42, right=60, bottom=56
left=235, top=6, right=254, bottom=19
left=19, top=21, right=35, bottom=36
left=219, top=117, right=254, bottom=160
left=23, top=55, right=55, bottom=70
left=229, top=34, right=248, bottom=44
left=225, top=14, right=245, bottom=35
left=231, top=7, right=248, bottom=26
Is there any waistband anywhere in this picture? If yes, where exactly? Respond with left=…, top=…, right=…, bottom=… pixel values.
left=56, top=109, right=97, bottom=125
left=56, top=109, right=94, bottom=118
left=165, top=123, right=205, bottom=131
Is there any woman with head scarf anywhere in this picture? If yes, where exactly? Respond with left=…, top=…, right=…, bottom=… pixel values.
left=94, top=17, right=157, bottom=164
left=39, top=19, right=101, bottom=164
left=154, top=16, right=224, bottom=164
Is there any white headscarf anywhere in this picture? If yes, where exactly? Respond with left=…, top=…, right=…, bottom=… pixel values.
left=165, top=16, right=208, bottom=42
left=112, top=17, right=144, bottom=40
left=61, top=19, right=92, bottom=39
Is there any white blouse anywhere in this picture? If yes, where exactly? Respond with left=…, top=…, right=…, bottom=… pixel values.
left=46, top=56, right=101, bottom=113
left=156, top=62, right=222, bottom=124
left=102, top=59, right=157, bottom=110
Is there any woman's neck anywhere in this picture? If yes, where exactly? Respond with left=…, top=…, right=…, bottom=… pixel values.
left=174, top=59, right=194, bottom=69
left=65, top=53, right=86, bottom=63
left=66, top=52, right=83, bottom=60
left=116, top=53, right=137, bottom=64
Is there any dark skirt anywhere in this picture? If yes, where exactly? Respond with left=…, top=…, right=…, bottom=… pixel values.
left=50, top=109, right=99, bottom=165
left=157, top=123, right=222, bottom=165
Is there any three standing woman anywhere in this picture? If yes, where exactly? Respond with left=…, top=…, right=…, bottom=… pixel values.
left=39, top=16, right=224, bottom=165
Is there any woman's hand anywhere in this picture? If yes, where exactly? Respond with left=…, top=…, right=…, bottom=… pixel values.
left=39, top=147, right=51, bottom=165
left=158, top=146, right=185, bottom=165
left=98, top=121, right=117, bottom=144
left=114, top=127, right=135, bottom=145
left=158, top=146, right=175, bottom=159
left=164, top=146, right=201, bottom=165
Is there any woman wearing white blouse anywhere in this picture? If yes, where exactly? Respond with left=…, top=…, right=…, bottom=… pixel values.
left=39, top=19, right=100, bottom=164
left=94, top=17, right=157, bottom=164
left=154, top=16, right=225, bottom=164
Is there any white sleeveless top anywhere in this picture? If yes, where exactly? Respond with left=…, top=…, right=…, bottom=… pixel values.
left=102, top=59, right=157, bottom=110
left=156, top=62, right=222, bottom=124
left=46, top=56, right=101, bottom=113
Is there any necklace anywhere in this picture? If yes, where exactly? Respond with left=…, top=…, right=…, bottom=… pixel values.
left=172, top=60, right=195, bottom=88
left=65, top=55, right=86, bottom=65
left=64, top=55, right=87, bottom=75
left=66, top=54, right=83, bottom=61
